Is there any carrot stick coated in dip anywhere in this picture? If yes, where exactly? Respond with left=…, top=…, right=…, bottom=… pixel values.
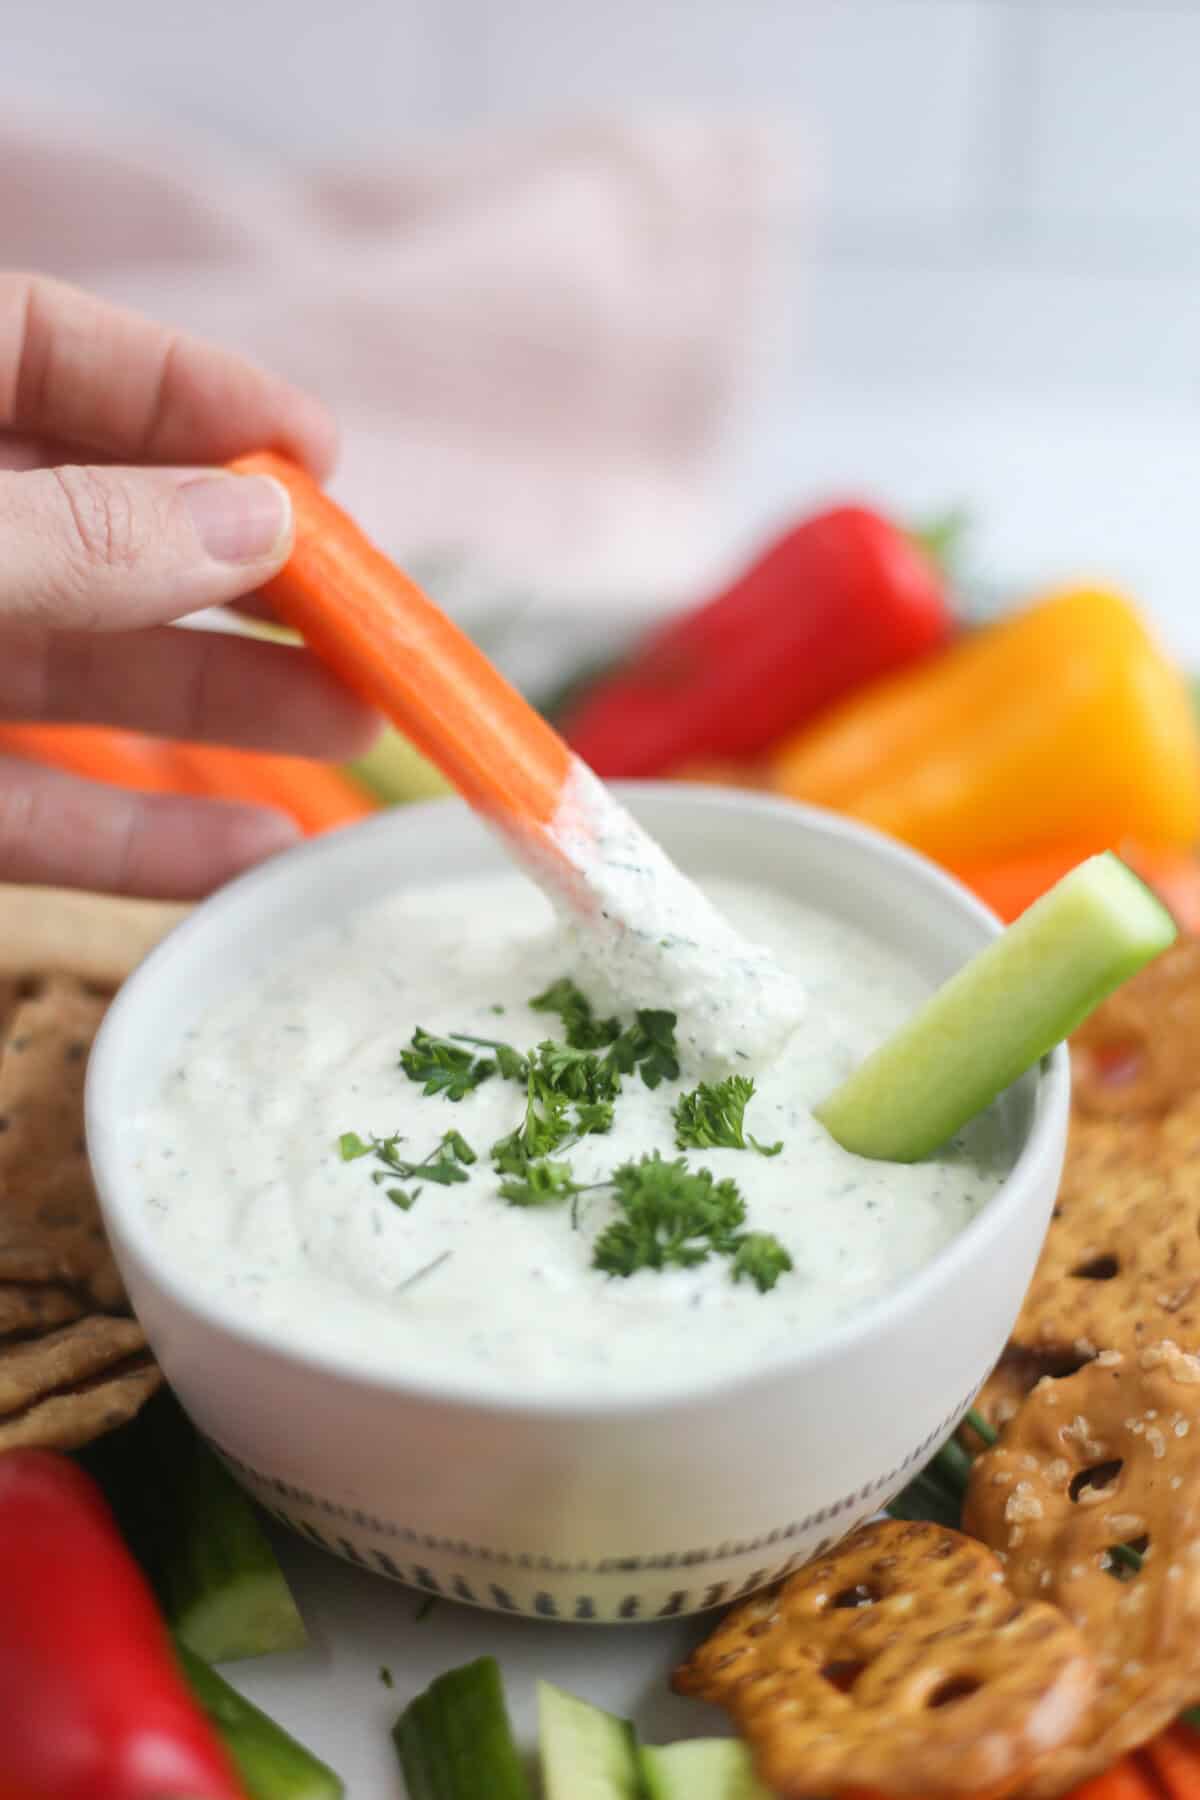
left=228, top=451, right=806, bottom=1072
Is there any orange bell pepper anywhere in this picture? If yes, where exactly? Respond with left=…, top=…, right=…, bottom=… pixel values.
left=768, top=588, right=1200, bottom=865
left=949, top=840, right=1200, bottom=931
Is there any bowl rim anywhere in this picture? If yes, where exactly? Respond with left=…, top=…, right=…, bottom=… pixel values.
left=86, top=783, right=1071, bottom=1420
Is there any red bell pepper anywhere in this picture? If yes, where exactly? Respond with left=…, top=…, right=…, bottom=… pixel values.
left=560, top=505, right=951, bottom=777
left=0, top=1449, right=247, bottom=1800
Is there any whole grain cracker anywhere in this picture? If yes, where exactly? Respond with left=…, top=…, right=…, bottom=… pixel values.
left=0, top=885, right=185, bottom=987
left=0, top=1314, right=149, bottom=1415
left=672, top=1519, right=1096, bottom=1800
left=1011, top=1097, right=1200, bottom=1362
left=0, top=1280, right=85, bottom=1337
left=963, top=1346, right=1200, bottom=1794
left=0, top=974, right=123, bottom=1307
left=0, top=1360, right=162, bottom=1452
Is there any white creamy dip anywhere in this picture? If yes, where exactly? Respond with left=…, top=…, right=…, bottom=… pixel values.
left=134, top=871, right=1012, bottom=1400
left=544, top=763, right=808, bottom=1073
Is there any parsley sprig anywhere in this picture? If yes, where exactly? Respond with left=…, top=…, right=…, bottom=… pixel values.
left=399, top=1030, right=496, bottom=1101
left=532, top=978, right=680, bottom=1089
left=530, top=977, right=620, bottom=1049
left=349, top=976, right=790, bottom=1293
left=590, top=1153, right=792, bottom=1290
left=673, top=1075, right=783, bottom=1157
left=338, top=1127, right=476, bottom=1209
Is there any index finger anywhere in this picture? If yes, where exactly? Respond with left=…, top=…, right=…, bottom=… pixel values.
left=0, top=273, right=337, bottom=476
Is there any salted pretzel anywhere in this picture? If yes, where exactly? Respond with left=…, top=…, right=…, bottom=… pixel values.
left=964, top=1345, right=1200, bottom=1793
left=672, top=1519, right=1096, bottom=1800
left=1071, top=937, right=1200, bottom=1120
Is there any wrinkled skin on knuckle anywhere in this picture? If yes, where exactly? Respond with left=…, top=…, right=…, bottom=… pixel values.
left=50, top=465, right=145, bottom=581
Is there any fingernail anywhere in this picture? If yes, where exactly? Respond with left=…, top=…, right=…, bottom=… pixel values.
left=181, top=474, right=292, bottom=565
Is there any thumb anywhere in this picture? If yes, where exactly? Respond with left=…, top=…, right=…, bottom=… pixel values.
left=0, top=464, right=293, bottom=631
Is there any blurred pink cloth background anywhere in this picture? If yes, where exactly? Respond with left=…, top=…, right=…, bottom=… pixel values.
left=3, top=109, right=794, bottom=604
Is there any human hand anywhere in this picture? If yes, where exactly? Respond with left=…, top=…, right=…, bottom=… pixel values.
left=0, top=273, right=380, bottom=899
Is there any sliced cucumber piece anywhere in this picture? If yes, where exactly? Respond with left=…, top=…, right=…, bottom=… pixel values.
left=640, top=1739, right=770, bottom=1799
left=178, top=1642, right=343, bottom=1800
left=161, top=1426, right=308, bottom=1662
left=392, top=1657, right=532, bottom=1800
left=78, top=1390, right=307, bottom=1662
left=538, top=1681, right=641, bottom=1798
left=816, top=853, right=1176, bottom=1162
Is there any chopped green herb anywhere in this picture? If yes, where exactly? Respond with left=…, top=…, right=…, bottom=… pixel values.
left=530, top=977, right=620, bottom=1049
left=492, top=1080, right=574, bottom=1173
left=591, top=1153, right=746, bottom=1277
left=612, top=1009, right=680, bottom=1089
left=379, top=1665, right=394, bottom=1688
left=730, top=1232, right=793, bottom=1293
left=395, top=1250, right=453, bottom=1295
left=340, top=1128, right=476, bottom=1206
left=573, top=1098, right=614, bottom=1136
left=490, top=1004, right=505, bottom=1016
left=750, top=1136, right=784, bottom=1158
left=377, top=1130, right=475, bottom=1187
left=413, top=1594, right=438, bottom=1623
left=450, top=1033, right=528, bottom=1081
left=673, top=1075, right=756, bottom=1150
left=440, top=1129, right=477, bottom=1166
left=535, top=1041, right=621, bottom=1105
left=499, top=1159, right=580, bottom=1207
left=399, top=1028, right=495, bottom=1101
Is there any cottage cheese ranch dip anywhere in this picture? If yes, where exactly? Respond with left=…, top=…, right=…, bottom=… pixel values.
left=134, top=868, right=1011, bottom=1399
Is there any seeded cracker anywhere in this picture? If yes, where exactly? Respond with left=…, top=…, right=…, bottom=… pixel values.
left=0, top=885, right=180, bottom=1450
left=0, top=974, right=123, bottom=1306
left=672, top=1519, right=1096, bottom=1800
left=964, top=1346, right=1200, bottom=1794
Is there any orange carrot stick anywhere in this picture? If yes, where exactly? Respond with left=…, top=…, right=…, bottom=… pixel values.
left=1138, top=1725, right=1200, bottom=1800
left=228, top=451, right=573, bottom=836
left=166, top=742, right=375, bottom=836
left=0, top=723, right=179, bottom=794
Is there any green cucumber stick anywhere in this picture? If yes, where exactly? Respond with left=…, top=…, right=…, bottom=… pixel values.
left=640, top=1738, right=772, bottom=1799
left=392, top=1657, right=533, bottom=1800
left=117, top=1389, right=307, bottom=1661
left=155, top=1409, right=308, bottom=1662
left=816, top=853, right=1176, bottom=1163
left=177, top=1642, right=343, bottom=1800
left=538, top=1680, right=641, bottom=1797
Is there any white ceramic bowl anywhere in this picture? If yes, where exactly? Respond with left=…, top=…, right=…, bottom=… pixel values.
left=87, top=786, right=1069, bottom=1624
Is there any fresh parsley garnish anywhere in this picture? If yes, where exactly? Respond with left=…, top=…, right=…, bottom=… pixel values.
left=591, top=1153, right=746, bottom=1276
left=338, top=1127, right=476, bottom=1208
left=535, top=1041, right=621, bottom=1105
left=588, top=1152, right=792, bottom=1290
left=610, top=1009, right=680, bottom=1089
left=381, top=983, right=787, bottom=1297
left=530, top=977, right=620, bottom=1049
left=399, top=1028, right=496, bottom=1101
left=673, top=1075, right=784, bottom=1156
left=498, top=1158, right=581, bottom=1207
left=730, top=1232, right=793, bottom=1293
left=492, top=1079, right=574, bottom=1173
left=674, top=1075, right=755, bottom=1149
left=449, top=1033, right=528, bottom=1081
left=573, top=1098, right=614, bottom=1135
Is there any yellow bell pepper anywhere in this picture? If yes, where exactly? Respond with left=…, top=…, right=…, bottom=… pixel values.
left=768, top=587, right=1200, bottom=865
